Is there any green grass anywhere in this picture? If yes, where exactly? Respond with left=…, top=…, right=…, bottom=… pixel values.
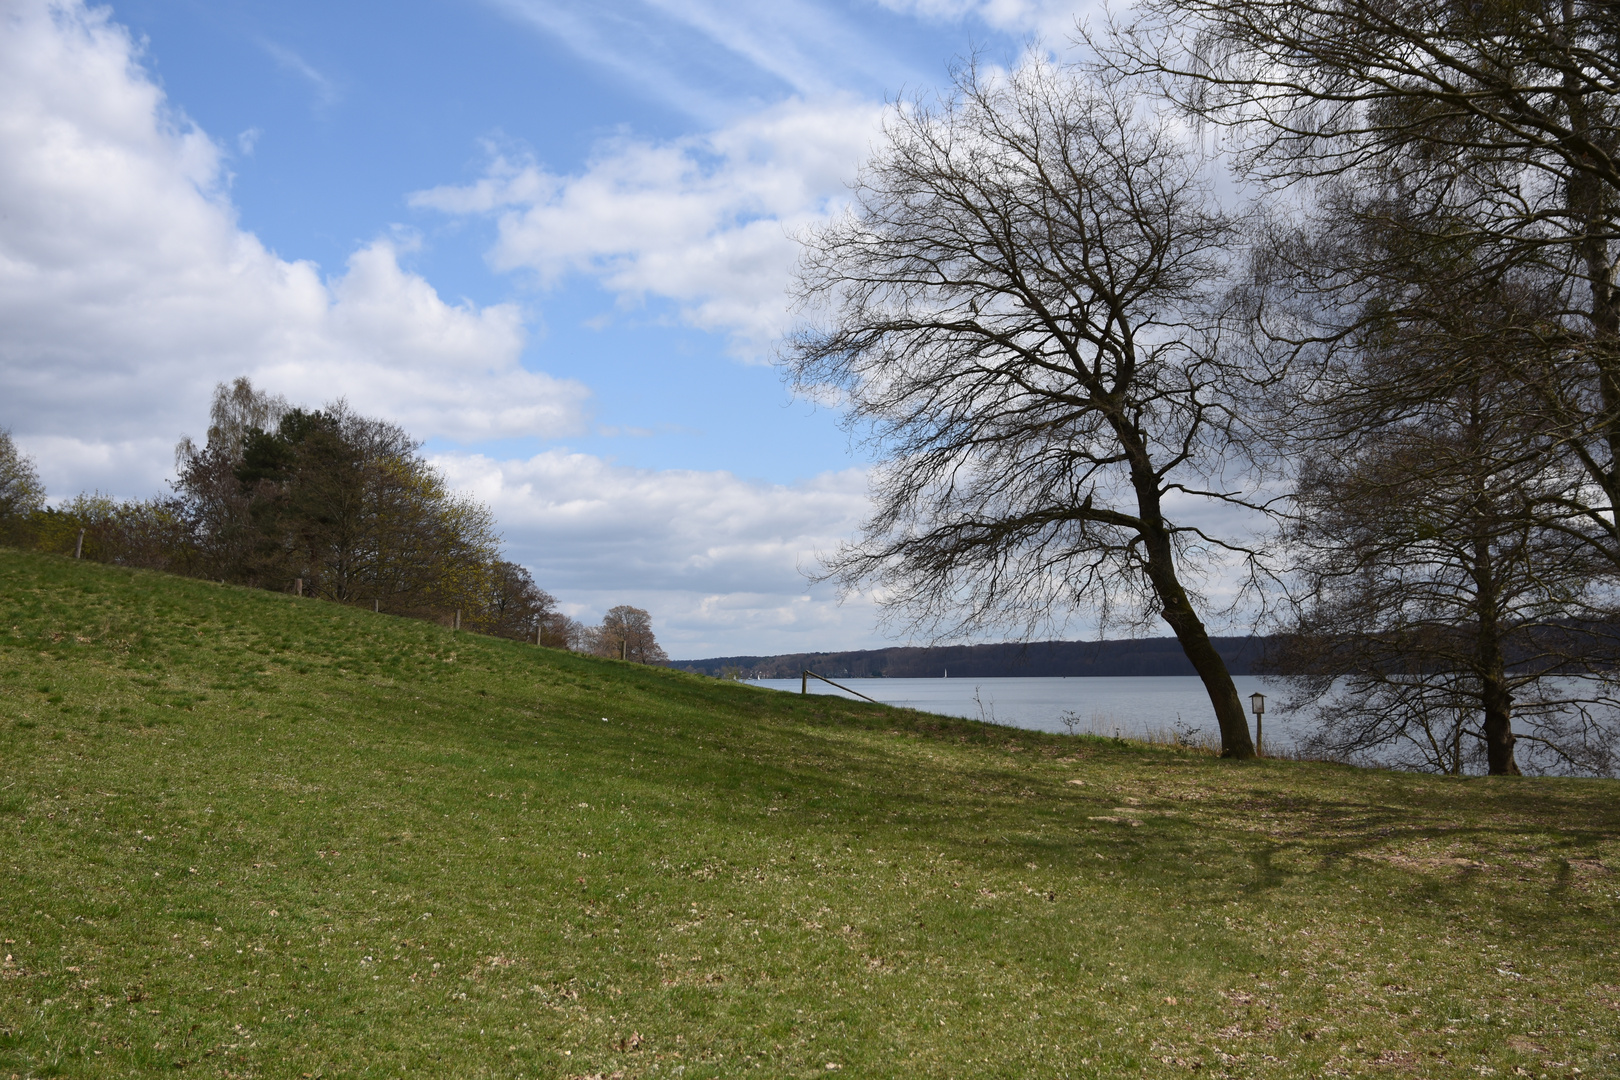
left=1, top=550, right=1616, bottom=1079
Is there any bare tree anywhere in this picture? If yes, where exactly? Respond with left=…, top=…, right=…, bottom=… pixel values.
left=539, top=612, right=592, bottom=652
left=1106, top=0, right=1620, bottom=566
left=784, top=61, right=1264, bottom=757
left=592, top=605, right=668, bottom=664
left=1266, top=342, right=1620, bottom=775
left=1219, top=103, right=1620, bottom=773
left=1103, top=1, right=1620, bottom=771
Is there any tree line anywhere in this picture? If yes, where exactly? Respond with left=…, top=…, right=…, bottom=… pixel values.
left=677, top=637, right=1267, bottom=680
left=784, top=1, right=1620, bottom=775
left=0, top=379, right=665, bottom=664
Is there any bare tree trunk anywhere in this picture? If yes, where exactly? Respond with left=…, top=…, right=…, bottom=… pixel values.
left=1131, top=447, right=1256, bottom=758
left=1482, top=677, right=1521, bottom=776
left=1574, top=188, right=1620, bottom=508
left=1148, top=550, right=1255, bottom=757
left=1474, top=521, right=1522, bottom=776
left=1558, top=21, right=1620, bottom=525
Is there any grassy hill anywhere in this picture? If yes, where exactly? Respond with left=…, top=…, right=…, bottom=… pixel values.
left=1, top=550, right=1616, bottom=1079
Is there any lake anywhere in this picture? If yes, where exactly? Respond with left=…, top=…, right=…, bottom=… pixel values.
left=749, top=675, right=1285, bottom=745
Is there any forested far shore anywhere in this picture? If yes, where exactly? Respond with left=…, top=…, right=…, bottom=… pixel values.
left=674, top=637, right=1269, bottom=679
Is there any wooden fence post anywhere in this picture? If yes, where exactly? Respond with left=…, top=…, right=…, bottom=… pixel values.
left=74, top=529, right=84, bottom=559
left=801, top=669, right=879, bottom=703
left=295, top=577, right=302, bottom=597
left=454, top=609, right=461, bottom=632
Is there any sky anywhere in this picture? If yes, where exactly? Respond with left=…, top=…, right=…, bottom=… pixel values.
left=0, top=0, right=1104, bottom=658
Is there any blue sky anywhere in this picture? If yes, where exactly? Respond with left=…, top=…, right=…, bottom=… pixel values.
left=0, top=0, right=1091, bottom=656
left=104, top=0, right=1061, bottom=480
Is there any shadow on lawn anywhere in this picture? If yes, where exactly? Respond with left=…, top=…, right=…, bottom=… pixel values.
left=733, top=696, right=1619, bottom=928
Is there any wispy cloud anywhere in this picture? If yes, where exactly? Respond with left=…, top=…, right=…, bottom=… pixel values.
left=636, top=0, right=899, bottom=97
left=481, top=0, right=743, bottom=121
left=873, top=0, right=1096, bottom=39
left=480, top=0, right=925, bottom=121
left=259, top=39, right=341, bottom=111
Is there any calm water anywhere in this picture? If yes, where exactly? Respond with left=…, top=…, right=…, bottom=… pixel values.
left=750, top=675, right=1284, bottom=744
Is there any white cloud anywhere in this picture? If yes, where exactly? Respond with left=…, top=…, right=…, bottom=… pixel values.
left=482, top=0, right=922, bottom=122
left=0, top=0, right=588, bottom=498
left=873, top=0, right=1094, bottom=39
left=411, top=96, right=884, bottom=358
left=0, top=0, right=898, bottom=656
left=259, top=38, right=342, bottom=110
left=634, top=0, right=899, bottom=99
left=435, top=450, right=882, bottom=655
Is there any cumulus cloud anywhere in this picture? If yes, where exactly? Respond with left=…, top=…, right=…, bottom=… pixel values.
left=435, top=450, right=880, bottom=655
left=0, top=0, right=901, bottom=654
left=410, top=96, right=883, bottom=358
left=0, top=0, right=588, bottom=497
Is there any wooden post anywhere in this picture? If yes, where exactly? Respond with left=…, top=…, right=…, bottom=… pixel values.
left=295, top=577, right=303, bottom=597
left=1250, top=693, right=1266, bottom=758
left=454, top=609, right=461, bottom=632
left=620, top=639, right=627, bottom=661
left=374, top=598, right=379, bottom=613
left=74, top=529, right=84, bottom=559
left=801, top=669, right=880, bottom=703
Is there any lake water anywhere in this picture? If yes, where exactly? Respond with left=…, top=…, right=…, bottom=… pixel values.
left=749, top=675, right=1284, bottom=744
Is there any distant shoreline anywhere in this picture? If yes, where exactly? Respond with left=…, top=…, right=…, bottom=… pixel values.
left=671, top=636, right=1268, bottom=679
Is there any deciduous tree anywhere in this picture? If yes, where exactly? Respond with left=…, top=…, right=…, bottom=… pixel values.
left=784, top=61, right=1263, bottom=756
left=592, top=605, right=668, bottom=664
left=175, top=381, right=504, bottom=621
left=1107, top=0, right=1620, bottom=568
left=0, top=427, right=46, bottom=541
left=472, top=559, right=559, bottom=642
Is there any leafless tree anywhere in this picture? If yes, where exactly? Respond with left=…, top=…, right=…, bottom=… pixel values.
left=539, top=612, right=591, bottom=652
left=592, top=605, right=668, bottom=664
left=1104, top=0, right=1620, bottom=567
left=784, top=60, right=1266, bottom=757
left=1218, top=101, right=1620, bottom=773
left=1264, top=334, right=1620, bottom=775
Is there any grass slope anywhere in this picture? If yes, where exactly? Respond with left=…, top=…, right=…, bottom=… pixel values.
left=1, top=550, right=1617, bottom=1079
